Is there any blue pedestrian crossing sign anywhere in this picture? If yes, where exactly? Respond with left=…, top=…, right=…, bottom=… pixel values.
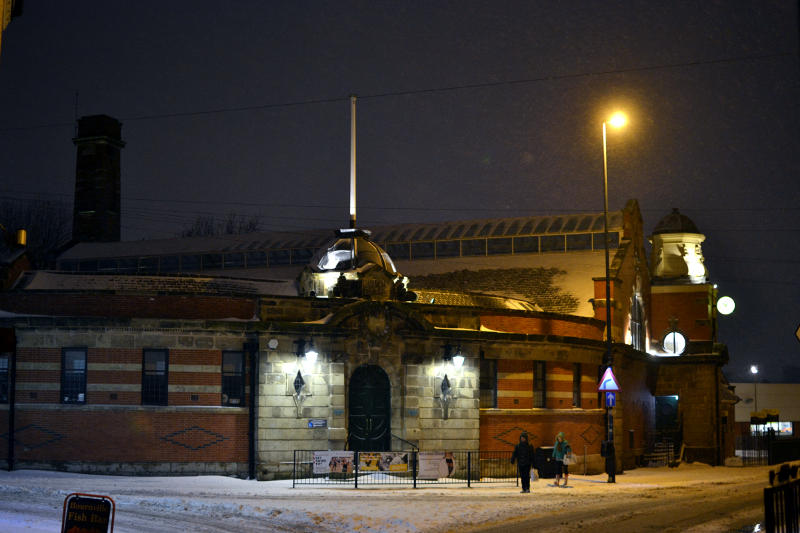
left=605, top=391, right=616, bottom=407
left=598, top=367, right=620, bottom=391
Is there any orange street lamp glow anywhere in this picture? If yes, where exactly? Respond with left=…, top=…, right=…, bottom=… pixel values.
left=608, top=112, right=627, bottom=129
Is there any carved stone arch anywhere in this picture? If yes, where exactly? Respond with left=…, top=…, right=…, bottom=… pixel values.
left=327, top=300, right=433, bottom=339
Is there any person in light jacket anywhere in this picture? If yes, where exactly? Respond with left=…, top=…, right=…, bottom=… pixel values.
left=510, top=431, right=535, bottom=493
left=552, top=432, right=572, bottom=487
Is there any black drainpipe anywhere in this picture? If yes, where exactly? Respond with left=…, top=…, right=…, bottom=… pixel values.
left=244, top=336, right=259, bottom=480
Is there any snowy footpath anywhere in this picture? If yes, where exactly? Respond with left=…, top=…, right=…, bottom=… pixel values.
left=0, top=463, right=770, bottom=532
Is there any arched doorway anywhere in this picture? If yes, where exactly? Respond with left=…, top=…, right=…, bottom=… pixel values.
left=348, top=364, right=391, bottom=451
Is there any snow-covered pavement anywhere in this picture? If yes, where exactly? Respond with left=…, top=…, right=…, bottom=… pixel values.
left=0, top=463, right=770, bottom=532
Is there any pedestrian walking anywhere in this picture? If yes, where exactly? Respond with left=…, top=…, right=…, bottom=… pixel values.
left=510, top=431, right=534, bottom=493
left=552, top=432, right=572, bottom=487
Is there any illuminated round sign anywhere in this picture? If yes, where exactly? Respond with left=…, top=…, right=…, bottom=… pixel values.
left=662, top=331, right=686, bottom=355
left=717, top=296, right=735, bottom=315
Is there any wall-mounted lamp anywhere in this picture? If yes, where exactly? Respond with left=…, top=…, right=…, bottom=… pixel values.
left=295, top=338, right=319, bottom=370
left=443, top=344, right=464, bottom=368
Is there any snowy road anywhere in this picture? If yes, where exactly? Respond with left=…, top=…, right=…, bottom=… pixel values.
left=0, top=464, right=769, bottom=532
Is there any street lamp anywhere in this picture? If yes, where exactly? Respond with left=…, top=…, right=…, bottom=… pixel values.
left=601, top=111, right=626, bottom=484
left=750, top=364, right=759, bottom=413
left=602, top=112, right=627, bottom=369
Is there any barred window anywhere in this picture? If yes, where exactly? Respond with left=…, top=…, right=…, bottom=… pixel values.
left=572, top=363, right=582, bottom=407
left=62, top=348, right=87, bottom=404
left=0, top=354, right=9, bottom=403
left=142, top=349, right=168, bottom=406
left=479, top=357, right=497, bottom=408
left=222, top=351, right=245, bottom=406
left=533, top=361, right=546, bottom=408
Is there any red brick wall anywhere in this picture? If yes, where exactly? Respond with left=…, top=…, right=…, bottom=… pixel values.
left=11, top=408, right=247, bottom=463
left=495, top=360, right=601, bottom=410
left=480, top=314, right=604, bottom=340
left=0, top=293, right=256, bottom=320
left=14, top=347, right=248, bottom=408
left=650, top=289, right=713, bottom=342
left=617, top=354, right=655, bottom=466
left=497, top=360, right=533, bottom=409
left=480, top=411, right=605, bottom=453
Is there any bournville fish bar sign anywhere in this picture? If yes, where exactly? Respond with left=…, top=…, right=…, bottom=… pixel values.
left=61, top=493, right=115, bottom=533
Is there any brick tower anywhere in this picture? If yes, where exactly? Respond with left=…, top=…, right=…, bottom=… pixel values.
left=72, top=114, right=125, bottom=242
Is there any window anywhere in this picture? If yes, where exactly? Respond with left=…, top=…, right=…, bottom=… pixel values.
left=540, top=235, right=565, bottom=252
left=411, top=242, right=435, bottom=259
left=386, top=243, right=410, bottom=260
left=202, top=253, right=223, bottom=269
left=479, top=357, right=497, bottom=408
left=533, top=361, right=546, bottom=408
left=268, top=249, right=290, bottom=266
left=631, top=297, right=645, bottom=351
left=62, top=348, right=87, bottom=404
left=566, top=233, right=592, bottom=251
left=222, top=351, right=245, bottom=406
left=142, top=349, right=168, bottom=406
left=435, top=240, right=460, bottom=258
left=0, top=353, right=9, bottom=403
left=572, top=363, right=582, bottom=407
left=487, top=238, right=512, bottom=255
left=462, top=239, right=486, bottom=256
left=514, top=236, right=539, bottom=253
left=246, top=250, right=267, bottom=267
left=138, top=256, right=159, bottom=274
left=224, top=252, right=245, bottom=268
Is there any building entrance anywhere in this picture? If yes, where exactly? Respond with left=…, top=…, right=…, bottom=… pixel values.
left=655, top=395, right=681, bottom=442
left=348, top=365, right=391, bottom=451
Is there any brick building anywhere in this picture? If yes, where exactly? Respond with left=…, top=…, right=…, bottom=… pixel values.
left=0, top=199, right=737, bottom=478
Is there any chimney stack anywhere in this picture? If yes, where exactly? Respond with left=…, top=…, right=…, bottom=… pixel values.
left=72, top=115, right=125, bottom=242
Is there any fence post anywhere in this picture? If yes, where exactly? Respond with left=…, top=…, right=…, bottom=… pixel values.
left=292, top=450, right=296, bottom=489
left=467, top=451, right=472, bottom=488
left=412, top=451, right=417, bottom=489
left=354, top=451, right=359, bottom=489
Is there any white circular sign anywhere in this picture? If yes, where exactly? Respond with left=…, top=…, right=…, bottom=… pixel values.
left=717, top=296, right=735, bottom=315
left=662, top=331, right=686, bottom=355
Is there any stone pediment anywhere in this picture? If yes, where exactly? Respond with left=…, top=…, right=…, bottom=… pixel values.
left=326, top=300, right=433, bottom=343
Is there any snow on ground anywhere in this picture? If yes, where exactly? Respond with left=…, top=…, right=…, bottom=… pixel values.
left=0, top=464, right=772, bottom=532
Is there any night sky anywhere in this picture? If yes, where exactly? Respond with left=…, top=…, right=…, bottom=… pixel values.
left=1, top=1, right=798, bottom=382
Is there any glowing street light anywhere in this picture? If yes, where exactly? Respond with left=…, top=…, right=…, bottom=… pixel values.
left=751, top=364, right=759, bottom=413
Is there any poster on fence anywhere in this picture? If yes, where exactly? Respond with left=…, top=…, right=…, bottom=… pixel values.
left=313, top=451, right=355, bottom=474
left=359, top=452, right=409, bottom=472
left=418, top=452, right=456, bottom=479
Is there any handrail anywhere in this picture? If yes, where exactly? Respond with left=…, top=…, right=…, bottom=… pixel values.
left=392, top=433, right=419, bottom=451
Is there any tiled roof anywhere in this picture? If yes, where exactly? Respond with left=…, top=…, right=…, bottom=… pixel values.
left=15, top=271, right=298, bottom=297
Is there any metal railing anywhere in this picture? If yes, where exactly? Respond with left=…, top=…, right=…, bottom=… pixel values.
left=292, top=450, right=517, bottom=488
left=737, top=434, right=771, bottom=466
left=764, top=463, right=800, bottom=533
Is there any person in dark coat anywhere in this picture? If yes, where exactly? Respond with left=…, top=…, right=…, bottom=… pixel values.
left=510, top=431, right=535, bottom=493
left=603, top=439, right=616, bottom=483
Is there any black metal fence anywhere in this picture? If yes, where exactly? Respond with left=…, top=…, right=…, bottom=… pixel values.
left=764, top=463, right=800, bottom=533
left=292, top=450, right=517, bottom=488
left=737, top=434, right=771, bottom=466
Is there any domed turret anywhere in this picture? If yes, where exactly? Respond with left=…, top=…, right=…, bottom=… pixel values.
left=649, top=208, right=707, bottom=284
left=299, top=228, right=412, bottom=300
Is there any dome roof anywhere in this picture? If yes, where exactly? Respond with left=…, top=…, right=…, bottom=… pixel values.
left=652, top=208, right=701, bottom=235
left=309, top=229, right=398, bottom=275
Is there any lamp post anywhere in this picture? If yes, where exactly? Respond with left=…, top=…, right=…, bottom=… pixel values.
left=601, top=112, right=626, bottom=368
left=602, top=112, right=626, bottom=483
left=750, top=364, right=759, bottom=413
